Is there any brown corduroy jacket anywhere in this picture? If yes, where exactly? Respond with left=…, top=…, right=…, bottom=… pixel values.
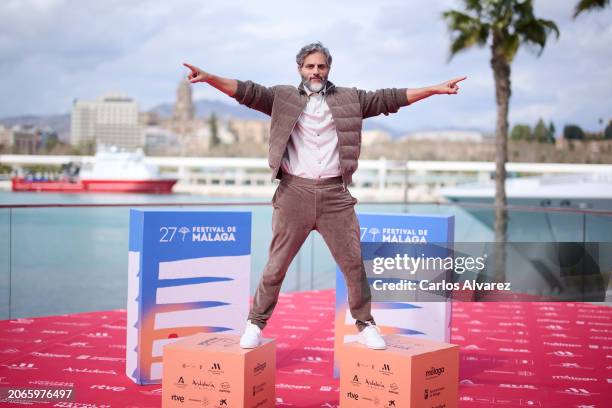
left=232, top=80, right=409, bottom=186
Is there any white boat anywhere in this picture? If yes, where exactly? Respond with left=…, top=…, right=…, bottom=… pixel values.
left=12, top=147, right=178, bottom=194
left=438, top=173, right=612, bottom=211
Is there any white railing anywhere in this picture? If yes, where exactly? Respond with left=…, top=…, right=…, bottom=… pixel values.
left=2, top=154, right=612, bottom=200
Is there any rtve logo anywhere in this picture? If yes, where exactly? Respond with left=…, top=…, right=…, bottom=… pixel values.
left=347, top=391, right=359, bottom=400
left=171, top=394, right=185, bottom=403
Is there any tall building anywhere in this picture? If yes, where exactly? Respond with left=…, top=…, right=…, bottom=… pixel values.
left=0, top=124, right=13, bottom=149
left=71, top=93, right=143, bottom=149
left=70, top=100, right=96, bottom=146
left=164, top=77, right=210, bottom=152
left=173, top=79, right=195, bottom=123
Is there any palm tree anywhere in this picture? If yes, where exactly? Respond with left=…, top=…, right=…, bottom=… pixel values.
left=574, top=0, right=610, bottom=18
left=443, top=0, right=559, bottom=281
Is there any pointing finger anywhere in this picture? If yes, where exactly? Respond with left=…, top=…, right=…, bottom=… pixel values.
left=183, top=62, right=197, bottom=72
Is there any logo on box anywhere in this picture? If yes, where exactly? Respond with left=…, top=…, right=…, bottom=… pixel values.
left=175, top=376, right=187, bottom=389
left=192, top=378, right=215, bottom=391
left=380, top=363, right=393, bottom=376
left=347, top=391, right=359, bottom=400
left=389, top=382, right=400, bottom=395
left=365, top=378, right=385, bottom=389
left=171, top=394, right=185, bottom=403
left=254, top=362, right=266, bottom=376
left=208, top=362, right=223, bottom=375
left=425, top=366, right=445, bottom=379
left=219, top=381, right=231, bottom=393
left=252, top=382, right=266, bottom=396
left=356, top=361, right=374, bottom=370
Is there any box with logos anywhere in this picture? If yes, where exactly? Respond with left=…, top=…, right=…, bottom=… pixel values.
left=340, top=335, right=458, bottom=408
left=162, top=333, right=275, bottom=408
left=126, top=209, right=252, bottom=384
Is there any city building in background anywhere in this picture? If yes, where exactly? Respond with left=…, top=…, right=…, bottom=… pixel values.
left=173, top=78, right=195, bottom=124
left=0, top=124, right=13, bottom=149
left=71, top=93, right=142, bottom=150
left=70, top=100, right=96, bottom=146
left=228, top=119, right=270, bottom=145
left=402, top=130, right=484, bottom=143
left=161, top=79, right=210, bottom=153
left=12, top=125, right=40, bottom=154
left=361, top=130, right=392, bottom=147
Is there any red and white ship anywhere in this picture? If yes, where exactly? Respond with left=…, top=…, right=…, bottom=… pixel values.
left=12, top=148, right=178, bottom=194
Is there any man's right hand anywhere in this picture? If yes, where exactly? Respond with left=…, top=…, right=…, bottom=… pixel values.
left=182, top=63, right=238, bottom=96
left=183, top=62, right=209, bottom=83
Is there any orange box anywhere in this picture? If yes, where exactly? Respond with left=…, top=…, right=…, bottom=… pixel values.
left=340, top=335, right=458, bottom=408
left=162, top=333, right=275, bottom=408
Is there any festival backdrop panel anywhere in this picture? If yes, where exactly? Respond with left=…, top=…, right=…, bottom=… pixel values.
left=126, top=209, right=251, bottom=384
left=334, top=212, right=454, bottom=376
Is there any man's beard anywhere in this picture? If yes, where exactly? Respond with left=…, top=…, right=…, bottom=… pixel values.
left=302, top=75, right=327, bottom=93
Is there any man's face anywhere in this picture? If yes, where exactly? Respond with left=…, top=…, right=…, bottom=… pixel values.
left=298, top=51, right=330, bottom=93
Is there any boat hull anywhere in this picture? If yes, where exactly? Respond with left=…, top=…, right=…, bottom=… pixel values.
left=11, top=177, right=178, bottom=194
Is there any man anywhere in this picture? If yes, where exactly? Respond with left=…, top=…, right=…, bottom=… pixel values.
left=184, top=42, right=465, bottom=350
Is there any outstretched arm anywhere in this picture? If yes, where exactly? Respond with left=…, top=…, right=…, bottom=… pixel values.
left=183, top=62, right=238, bottom=97
left=359, top=76, right=468, bottom=118
left=406, top=76, right=467, bottom=104
left=182, top=62, right=274, bottom=116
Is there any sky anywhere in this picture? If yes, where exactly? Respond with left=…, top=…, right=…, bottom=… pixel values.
left=1, top=0, right=611, bottom=133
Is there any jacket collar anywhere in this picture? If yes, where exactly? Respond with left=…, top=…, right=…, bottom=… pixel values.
left=297, top=80, right=336, bottom=96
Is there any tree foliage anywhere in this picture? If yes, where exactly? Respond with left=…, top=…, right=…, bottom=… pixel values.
left=209, top=112, right=220, bottom=148
left=563, top=124, right=585, bottom=140
left=574, top=0, right=610, bottom=18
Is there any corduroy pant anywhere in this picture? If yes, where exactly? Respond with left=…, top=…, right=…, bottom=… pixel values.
left=248, top=173, right=375, bottom=331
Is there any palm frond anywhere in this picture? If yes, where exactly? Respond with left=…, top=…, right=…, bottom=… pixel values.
left=442, top=10, right=489, bottom=60
left=462, top=0, right=483, bottom=13
left=515, top=17, right=560, bottom=57
left=501, top=33, right=520, bottom=61
left=443, top=0, right=558, bottom=63
left=574, top=0, right=610, bottom=18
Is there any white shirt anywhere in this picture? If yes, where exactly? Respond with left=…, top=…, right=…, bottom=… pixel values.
left=280, top=85, right=341, bottom=179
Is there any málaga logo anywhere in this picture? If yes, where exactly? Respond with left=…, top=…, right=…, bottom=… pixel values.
left=425, top=366, right=445, bottom=378
left=192, top=226, right=236, bottom=242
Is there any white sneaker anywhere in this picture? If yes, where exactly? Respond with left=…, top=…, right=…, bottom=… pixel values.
left=358, top=323, right=386, bottom=350
left=239, top=320, right=262, bottom=349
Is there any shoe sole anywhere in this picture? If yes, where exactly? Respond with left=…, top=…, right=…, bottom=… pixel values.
left=239, top=342, right=259, bottom=349
left=358, top=338, right=386, bottom=350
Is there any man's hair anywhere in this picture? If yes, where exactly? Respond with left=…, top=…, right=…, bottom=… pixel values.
left=296, top=42, right=332, bottom=68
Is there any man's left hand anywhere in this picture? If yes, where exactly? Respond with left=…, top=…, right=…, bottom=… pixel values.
left=435, top=76, right=467, bottom=95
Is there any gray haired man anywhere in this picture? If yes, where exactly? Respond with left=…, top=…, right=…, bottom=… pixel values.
left=184, top=42, right=465, bottom=349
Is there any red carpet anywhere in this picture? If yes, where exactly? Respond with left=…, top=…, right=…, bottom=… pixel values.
left=1, top=289, right=610, bottom=407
